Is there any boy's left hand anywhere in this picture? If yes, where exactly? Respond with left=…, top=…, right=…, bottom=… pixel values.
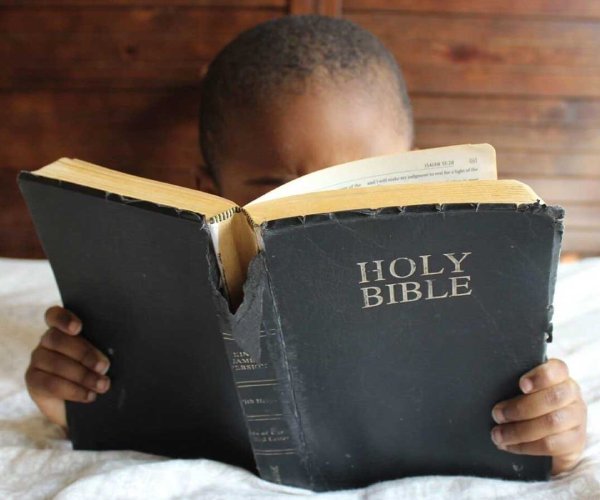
left=490, top=358, right=587, bottom=475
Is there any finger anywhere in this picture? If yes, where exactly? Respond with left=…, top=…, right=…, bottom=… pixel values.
left=40, top=327, right=110, bottom=375
left=492, top=378, right=579, bottom=423
left=491, top=401, right=586, bottom=446
left=552, top=453, right=585, bottom=475
left=519, top=359, right=569, bottom=394
left=498, top=426, right=586, bottom=458
left=25, top=367, right=97, bottom=403
left=30, top=347, right=110, bottom=394
left=44, top=306, right=82, bottom=335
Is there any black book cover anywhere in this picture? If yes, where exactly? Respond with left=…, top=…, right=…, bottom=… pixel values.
left=251, top=203, right=561, bottom=490
left=18, top=168, right=562, bottom=491
left=17, top=173, right=255, bottom=469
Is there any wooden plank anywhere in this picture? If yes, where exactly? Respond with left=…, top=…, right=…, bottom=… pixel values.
left=0, top=1, right=286, bottom=6
left=562, top=229, right=600, bottom=255
left=0, top=166, right=43, bottom=257
left=495, top=177, right=600, bottom=204
left=412, top=96, right=600, bottom=127
left=1, top=7, right=282, bottom=89
left=0, top=90, right=201, bottom=172
left=405, top=65, right=600, bottom=98
left=5, top=8, right=600, bottom=94
left=561, top=206, right=600, bottom=229
left=497, top=152, right=600, bottom=178
left=346, top=13, right=600, bottom=97
left=316, top=0, right=342, bottom=16
left=289, top=0, right=315, bottom=13
left=344, top=1, right=600, bottom=19
left=5, top=91, right=599, bottom=172
left=415, top=122, right=600, bottom=153
left=0, top=229, right=44, bottom=258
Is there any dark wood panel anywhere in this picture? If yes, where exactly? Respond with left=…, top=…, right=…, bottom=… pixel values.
left=0, top=230, right=44, bottom=259
left=5, top=8, right=600, bottom=94
left=344, top=0, right=600, bottom=18
left=1, top=7, right=282, bottom=89
left=2, top=2, right=600, bottom=256
left=413, top=96, right=600, bottom=127
left=0, top=90, right=201, bottom=171
left=415, top=122, right=600, bottom=153
left=0, top=1, right=286, bottom=6
left=348, top=13, right=600, bottom=97
left=1, top=166, right=44, bottom=258
left=405, top=65, right=600, bottom=97
left=290, top=0, right=342, bottom=15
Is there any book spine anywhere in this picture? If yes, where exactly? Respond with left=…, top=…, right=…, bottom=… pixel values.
left=221, top=321, right=310, bottom=488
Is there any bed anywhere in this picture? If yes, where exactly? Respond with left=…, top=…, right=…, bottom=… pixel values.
left=1, top=256, right=598, bottom=499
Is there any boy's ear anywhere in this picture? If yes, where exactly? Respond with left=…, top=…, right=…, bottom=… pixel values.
left=194, top=164, right=220, bottom=195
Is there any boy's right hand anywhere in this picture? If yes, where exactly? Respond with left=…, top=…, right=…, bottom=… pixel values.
left=25, top=306, right=111, bottom=430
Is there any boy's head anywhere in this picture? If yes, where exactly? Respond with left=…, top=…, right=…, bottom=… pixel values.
left=198, top=15, right=414, bottom=205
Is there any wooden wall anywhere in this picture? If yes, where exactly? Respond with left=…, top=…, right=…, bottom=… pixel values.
left=2, top=0, right=599, bottom=257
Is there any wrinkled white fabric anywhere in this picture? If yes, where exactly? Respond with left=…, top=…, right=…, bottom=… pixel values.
left=0, top=257, right=598, bottom=499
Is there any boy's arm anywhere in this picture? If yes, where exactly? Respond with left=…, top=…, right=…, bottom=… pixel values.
left=490, top=359, right=587, bottom=475
left=25, top=306, right=111, bottom=430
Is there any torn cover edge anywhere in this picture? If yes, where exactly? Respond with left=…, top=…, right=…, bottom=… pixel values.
left=209, top=249, right=265, bottom=362
left=544, top=205, right=565, bottom=344
left=209, top=249, right=312, bottom=488
left=258, top=252, right=314, bottom=488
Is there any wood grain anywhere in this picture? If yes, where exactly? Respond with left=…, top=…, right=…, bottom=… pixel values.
left=348, top=13, right=600, bottom=97
left=0, top=90, right=201, bottom=171
left=415, top=122, right=600, bottom=153
left=412, top=96, right=600, bottom=127
left=1, top=7, right=282, bottom=89
left=2, top=1, right=600, bottom=256
left=344, top=1, right=600, bottom=18
left=0, top=1, right=286, bottom=6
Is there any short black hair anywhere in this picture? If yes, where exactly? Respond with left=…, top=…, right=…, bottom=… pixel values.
left=199, top=15, right=413, bottom=177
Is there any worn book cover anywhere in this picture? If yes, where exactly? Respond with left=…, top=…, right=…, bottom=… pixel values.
left=229, top=202, right=561, bottom=490
left=17, top=174, right=255, bottom=469
left=17, top=145, right=561, bottom=491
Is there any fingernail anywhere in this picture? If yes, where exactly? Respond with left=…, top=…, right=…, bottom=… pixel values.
left=96, top=377, right=109, bottom=392
left=491, top=427, right=503, bottom=445
left=94, top=360, right=110, bottom=375
left=520, top=377, right=533, bottom=394
left=86, top=391, right=97, bottom=402
left=68, top=320, right=81, bottom=335
left=492, top=406, right=506, bottom=424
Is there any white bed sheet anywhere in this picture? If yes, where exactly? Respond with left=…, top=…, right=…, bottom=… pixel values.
left=0, top=257, right=598, bottom=499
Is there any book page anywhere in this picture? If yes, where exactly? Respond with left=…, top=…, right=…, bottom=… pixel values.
left=246, top=144, right=496, bottom=206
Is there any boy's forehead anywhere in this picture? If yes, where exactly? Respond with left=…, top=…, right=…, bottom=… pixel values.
left=219, top=83, right=410, bottom=177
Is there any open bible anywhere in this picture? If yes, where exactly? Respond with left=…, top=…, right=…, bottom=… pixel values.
left=18, top=144, right=561, bottom=490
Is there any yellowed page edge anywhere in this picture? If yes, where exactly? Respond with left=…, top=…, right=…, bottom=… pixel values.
left=32, top=158, right=237, bottom=220
left=246, top=179, right=541, bottom=225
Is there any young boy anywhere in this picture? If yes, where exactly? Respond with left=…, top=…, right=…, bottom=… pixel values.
left=25, top=15, right=586, bottom=476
